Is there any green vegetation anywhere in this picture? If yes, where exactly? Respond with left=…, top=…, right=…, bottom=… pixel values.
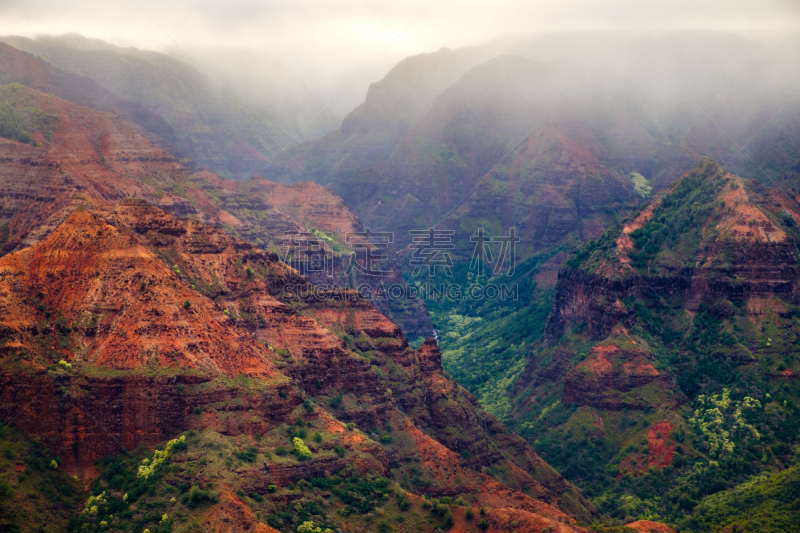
left=0, top=222, right=8, bottom=250
left=136, top=436, right=187, bottom=479
left=0, top=85, right=60, bottom=143
left=628, top=159, right=727, bottom=272
left=297, top=521, right=332, bottom=533
left=424, top=251, right=559, bottom=421
left=234, top=446, right=258, bottom=463
left=689, top=389, right=761, bottom=457
left=0, top=102, right=32, bottom=144
left=688, top=462, right=800, bottom=532
left=0, top=422, right=82, bottom=532
left=628, top=171, right=652, bottom=198
left=68, top=432, right=215, bottom=533
left=70, top=425, right=440, bottom=532
left=292, top=437, right=312, bottom=460
left=522, top=284, right=800, bottom=527
left=516, top=160, right=800, bottom=530
left=309, top=228, right=349, bottom=254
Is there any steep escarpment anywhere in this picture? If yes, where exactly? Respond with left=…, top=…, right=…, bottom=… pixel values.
left=110, top=200, right=587, bottom=513
left=353, top=58, right=645, bottom=429
left=263, top=57, right=654, bottom=424
left=260, top=37, right=800, bottom=435
left=0, top=79, right=584, bottom=528
left=545, top=157, right=800, bottom=344
left=0, top=209, right=286, bottom=475
left=512, top=159, right=800, bottom=528
left=140, top=174, right=433, bottom=340
left=0, top=82, right=431, bottom=338
left=282, top=56, right=644, bottom=251
left=0, top=83, right=209, bottom=253
left=0, top=201, right=592, bottom=531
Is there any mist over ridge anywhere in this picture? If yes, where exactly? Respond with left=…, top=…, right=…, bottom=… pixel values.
left=1, top=3, right=800, bottom=532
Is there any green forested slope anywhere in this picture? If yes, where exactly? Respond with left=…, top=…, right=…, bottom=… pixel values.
left=689, top=461, right=800, bottom=532
left=509, top=160, right=800, bottom=529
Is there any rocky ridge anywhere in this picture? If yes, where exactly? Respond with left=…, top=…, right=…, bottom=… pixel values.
left=511, top=159, right=800, bottom=526
left=0, top=198, right=593, bottom=531
left=0, top=81, right=431, bottom=338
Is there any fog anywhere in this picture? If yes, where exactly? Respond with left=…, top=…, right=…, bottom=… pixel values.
left=1, top=0, right=799, bottom=115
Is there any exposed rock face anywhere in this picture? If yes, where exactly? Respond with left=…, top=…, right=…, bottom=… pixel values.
left=200, top=490, right=282, bottom=533
left=0, top=201, right=592, bottom=522
left=510, top=159, right=800, bottom=526
left=0, top=82, right=431, bottom=338
left=562, top=332, right=677, bottom=411
left=646, top=421, right=676, bottom=471
left=480, top=507, right=588, bottom=533
left=0, top=84, right=207, bottom=254
left=544, top=269, right=637, bottom=343
left=239, top=180, right=365, bottom=239
left=0, top=209, right=288, bottom=476
left=545, top=159, right=800, bottom=347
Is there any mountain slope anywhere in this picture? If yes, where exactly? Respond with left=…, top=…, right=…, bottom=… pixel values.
left=689, top=461, right=800, bottom=532
left=0, top=82, right=431, bottom=337
left=511, top=159, right=800, bottom=527
left=0, top=42, right=178, bottom=154
left=269, top=55, right=648, bottom=249
left=264, top=45, right=497, bottom=186
left=265, top=31, right=800, bottom=241
left=333, top=56, right=648, bottom=422
left=0, top=74, right=599, bottom=530
left=2, top=35, right=338, bottom=178
left=0, top=200, right=593, bottom=531
left=268, top=32, right=800, bottom=435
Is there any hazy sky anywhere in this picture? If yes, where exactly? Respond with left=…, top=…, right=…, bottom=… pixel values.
left=2, top=0, right=799, bottom=113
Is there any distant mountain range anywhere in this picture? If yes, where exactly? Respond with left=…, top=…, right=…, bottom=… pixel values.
left=1, top=33, right=340, bottom=179
left=1, top=28, right=799, bottom=532
left=258, top=29, right=800, bottom=431
left=264, top=31, right=800, bottom=245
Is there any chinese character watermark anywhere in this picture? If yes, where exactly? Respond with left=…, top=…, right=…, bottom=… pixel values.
left=469, top=227, right=519, bottom=276
left=279, top=226, right=521, bottom=303
left=344, top=228, right=393, bottom=276
left=282, top=230, right=334, bottom=276
left=408, top=228, right=455, bottom=276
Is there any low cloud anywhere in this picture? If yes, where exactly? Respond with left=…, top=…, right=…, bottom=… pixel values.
left=2, top=0, right=798, bottom=114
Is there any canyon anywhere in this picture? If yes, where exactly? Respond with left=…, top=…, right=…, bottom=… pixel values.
left=1, top=29, right=799, bottom=532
